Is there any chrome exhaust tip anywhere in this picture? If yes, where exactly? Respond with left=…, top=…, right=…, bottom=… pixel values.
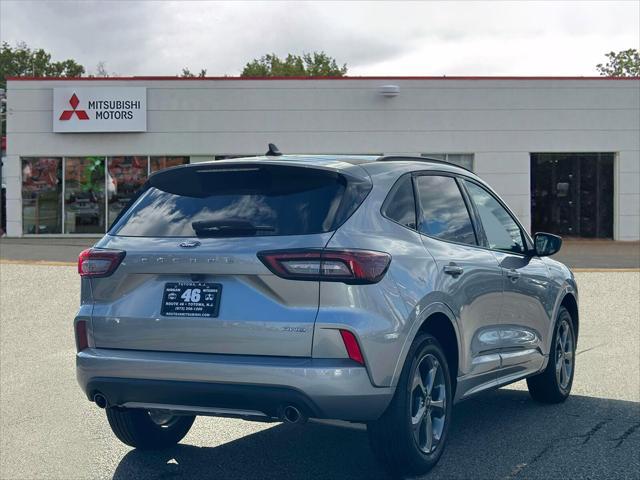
left=282, top=405, right=306, bottom=424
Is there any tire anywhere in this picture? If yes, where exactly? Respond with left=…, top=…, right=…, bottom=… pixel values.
left=527, top=306, right=576, bottom=403
left=106, top=407, right=195, bottom=449
left=368, top=333, right=453, bottom=479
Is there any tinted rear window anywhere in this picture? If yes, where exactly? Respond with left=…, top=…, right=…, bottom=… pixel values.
left=382, top=175, right=417, bottom=229
left=110, top=164, right=370, bottom=237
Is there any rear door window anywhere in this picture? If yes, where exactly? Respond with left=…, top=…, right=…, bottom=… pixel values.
left=110, top=164, right=370, bottom=237
left=414, top=175, right=477, bottom=245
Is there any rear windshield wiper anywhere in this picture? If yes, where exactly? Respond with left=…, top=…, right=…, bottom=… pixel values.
left=191, top=220, right=276, bottom=237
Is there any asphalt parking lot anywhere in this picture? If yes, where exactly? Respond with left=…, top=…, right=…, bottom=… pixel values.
left=1, top=264, right=639, bottom=479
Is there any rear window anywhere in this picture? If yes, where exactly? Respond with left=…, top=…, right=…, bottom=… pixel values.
left=381, top=174, right=417, bottom=229
left=110, top=164, right=371, bottom=237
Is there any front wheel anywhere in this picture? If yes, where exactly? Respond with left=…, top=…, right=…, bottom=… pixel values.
left=106, top=407, right=195, bottom=449
left=368, top=333, right=453, bottom=478
left=527, top=306, right=576, bottom=403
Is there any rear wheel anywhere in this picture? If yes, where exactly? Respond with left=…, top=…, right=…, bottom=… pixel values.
left=368, top=333, right=453, bottom=478
left=527, top=306, right=576, bottom=403
left=106, top=407, right=195, bottom=449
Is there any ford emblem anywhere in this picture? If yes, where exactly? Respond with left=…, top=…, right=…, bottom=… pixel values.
left=179, top=240, right=201, bottom=248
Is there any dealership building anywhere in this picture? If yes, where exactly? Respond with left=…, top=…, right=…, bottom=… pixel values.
left=3, top=76, right=639, bottom=240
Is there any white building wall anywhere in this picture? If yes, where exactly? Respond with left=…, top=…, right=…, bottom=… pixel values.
left=617, top=150, right=640, bottom=240
left=473, top=152, right=532, bottom=231
left=5, top=77, right=640, bottom=238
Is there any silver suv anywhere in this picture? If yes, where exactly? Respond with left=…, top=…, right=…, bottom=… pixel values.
left=75, top=155, right=578, bottom=478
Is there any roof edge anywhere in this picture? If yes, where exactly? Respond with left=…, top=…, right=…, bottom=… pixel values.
left=6, top=75, right=640, bottom=82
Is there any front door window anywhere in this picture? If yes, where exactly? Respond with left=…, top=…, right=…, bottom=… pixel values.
left=463, top=180, right=526, bottom=254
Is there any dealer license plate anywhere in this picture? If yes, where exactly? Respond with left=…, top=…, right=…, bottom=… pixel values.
left=160, top=282, right=221, bottom=318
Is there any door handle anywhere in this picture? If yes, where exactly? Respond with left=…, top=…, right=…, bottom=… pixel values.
left=506, top=269, right=521, bottom=281
left=443, top=264, right=464, bottom=276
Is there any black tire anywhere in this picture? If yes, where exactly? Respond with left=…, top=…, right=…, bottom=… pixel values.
left=106, top=407, right=195, bottom=449
left=527, top=306, right=576, bottom=403
left=368, top=333, right=453, bottom=479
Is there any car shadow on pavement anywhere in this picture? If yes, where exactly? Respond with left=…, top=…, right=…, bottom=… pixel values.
left=112, top=388, right=640, bottom=480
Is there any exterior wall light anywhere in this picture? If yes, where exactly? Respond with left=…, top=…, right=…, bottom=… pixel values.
left=379, top=85, right=400, bottom=97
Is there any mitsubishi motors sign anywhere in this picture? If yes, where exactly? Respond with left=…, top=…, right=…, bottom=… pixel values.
left=53, top=87, right=147, bottom=132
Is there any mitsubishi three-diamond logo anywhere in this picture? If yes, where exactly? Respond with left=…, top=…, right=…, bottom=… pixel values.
left=59, top=93, right=89, bottom=121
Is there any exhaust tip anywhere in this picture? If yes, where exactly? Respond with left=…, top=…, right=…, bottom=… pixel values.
left=282, top=405, right=306, bottom=424
left=93, top=393, right=108, bottom=409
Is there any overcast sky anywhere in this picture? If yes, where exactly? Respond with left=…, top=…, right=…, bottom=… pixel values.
left=1, top=1, right=638, bottom=77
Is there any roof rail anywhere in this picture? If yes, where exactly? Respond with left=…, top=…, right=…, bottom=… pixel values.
left=376, top=155, right=473, bottom=172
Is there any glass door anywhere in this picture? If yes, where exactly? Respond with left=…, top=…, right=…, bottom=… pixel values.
left=21, top=157, right=63, bottom=234
left=64, top=157, right=106, bottom=234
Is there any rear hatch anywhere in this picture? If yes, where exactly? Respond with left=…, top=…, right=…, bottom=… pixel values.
left=88, top=161, right=370, bottom=357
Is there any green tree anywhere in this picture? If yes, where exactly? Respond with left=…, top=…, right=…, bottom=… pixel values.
left=596, top=49, right=640, bottom=77
left=0, top=41, right=85, bottom=89
left=241, top=52, right=347, bottom=77
left=180, top=67, right=207, bottom=78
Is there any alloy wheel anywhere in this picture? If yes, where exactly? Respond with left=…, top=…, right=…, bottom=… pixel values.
left=555, top=319, right=574, bottom=391
left=410, top=353, right=447, bottom=454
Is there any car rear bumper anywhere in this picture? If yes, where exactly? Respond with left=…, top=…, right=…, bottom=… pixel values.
left=76, top=348, right=394, bottom=422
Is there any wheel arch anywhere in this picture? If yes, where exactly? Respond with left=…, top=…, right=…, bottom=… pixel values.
left=560, top=292, right=579, bottom=342
left=392, top=303, right=461, bottom=393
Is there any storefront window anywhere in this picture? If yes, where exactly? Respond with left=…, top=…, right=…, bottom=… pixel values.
left=64, top=157, right=106, bottom=234
left=150, top=156, right=189, bottom=172
left=107, top=156, right=148, bottom=226
left=21, top=155, right=190, bottom=235
left=22, top=157, right=62, bottom=234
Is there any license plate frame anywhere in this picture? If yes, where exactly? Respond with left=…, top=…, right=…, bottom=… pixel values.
left=160, top=282, right=222, bottom=318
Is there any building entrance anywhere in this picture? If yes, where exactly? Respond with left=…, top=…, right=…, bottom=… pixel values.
left=531, top=153, right=614, bottom=238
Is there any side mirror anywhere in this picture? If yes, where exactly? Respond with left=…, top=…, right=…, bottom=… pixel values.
left=533, top=232, right=562, bottom=257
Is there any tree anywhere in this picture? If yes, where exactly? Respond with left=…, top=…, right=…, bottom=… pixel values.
left=241, top=52, right=347, bottom=77
left=0, top=41, right=85, bottom=89
left=94, top=61, right=110, bottom=77
left=180, top=67, right=207, bottom=78
left=596, top=49, right=640, bottom=77
left=86, top=61, right=118, bottom=78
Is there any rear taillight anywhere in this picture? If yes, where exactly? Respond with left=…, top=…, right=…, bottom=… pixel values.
left=340, top=329, right=365, bottom=365
left=75, top=320, right=89, bottom=352
left=258, top=249, right=391, bottom=284
left=78, top=248, right=126, bottom=277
